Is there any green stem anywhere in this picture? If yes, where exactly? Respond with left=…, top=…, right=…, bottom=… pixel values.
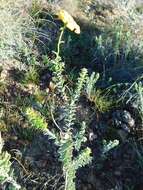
left=56, top=26, right=66, bottom=59
left=64, top=172, right=68, bottom=190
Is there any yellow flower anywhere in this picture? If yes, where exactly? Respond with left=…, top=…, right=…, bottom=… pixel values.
left=58, top=9, right=80, bottom=34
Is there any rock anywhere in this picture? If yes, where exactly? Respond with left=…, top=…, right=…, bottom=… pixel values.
left=112, top=110, right=135, bottom=133
left=89, top=131, right=97, bottom=141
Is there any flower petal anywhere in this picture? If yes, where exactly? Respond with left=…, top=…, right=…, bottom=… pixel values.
left=58, top=9, right=80, bottom=34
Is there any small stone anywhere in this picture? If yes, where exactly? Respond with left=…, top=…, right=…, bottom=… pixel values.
left=112, top=110, right=135, bottom=133
left=89, top=132, right=97, bottom=141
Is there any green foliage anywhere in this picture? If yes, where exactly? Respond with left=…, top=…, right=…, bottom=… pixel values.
left=135, top=82, right=143, bottom=124
left=89, top=89, right=113, bottom=113
left=94, top=22, right=133, bottom=67
left=0, top=151, right=11, bottom=182
left=86, top=72, right=100, bottom=97
left=25, top=25, right=94, bottom=190
left=74, top=122, right=87, bottom=151
left=58, top=135, right=74, bottom=184
left=125, top=81, right=143, bottom=125
left=58, top=131, right=91, bottom=190
left=24, top=66, right=39, bottom=85
left=49, top=64, right=92, bottom=190
left=58, top=135, right=91, bottom=190
left=102, top=139, right=119, bottom=154
left=26, top=107, right=48, bottom=132
left=26, top=107, right=57, bottom=140
left=40, top=69, right=90, bottom=188
left=85, top=72, right=113, bottom=112
left=0, top=133, right=20, bottom=189
left=26, top=64, right=92, bottom=190
left=74, top=147, right=92, bottom=169
left=49, top=57, right=66, bottom=99
left=63, top=68, right=88, bottom=129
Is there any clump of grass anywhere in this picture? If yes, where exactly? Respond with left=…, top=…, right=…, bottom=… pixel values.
left=30, top=0, right=45, bottom=17
left=26, top=107, right=48, bottom=131
left=23, top=66, right=39, bottom=85
left=94, top=23, right=133, bottom=67
left=85, top=72, right=113, bottom=112
left=88, top=89, right=113, bottom=113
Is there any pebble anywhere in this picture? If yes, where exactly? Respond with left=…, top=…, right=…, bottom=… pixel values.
left=112, top=110, right=135, bottom=133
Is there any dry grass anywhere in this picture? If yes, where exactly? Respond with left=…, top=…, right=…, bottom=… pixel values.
left=0, top=0, right=34, bottom=61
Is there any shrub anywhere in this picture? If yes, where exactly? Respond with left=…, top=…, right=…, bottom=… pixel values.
left=26, top=24, right=92, bottom=189
left=26, top=65, right=92, bottom=190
